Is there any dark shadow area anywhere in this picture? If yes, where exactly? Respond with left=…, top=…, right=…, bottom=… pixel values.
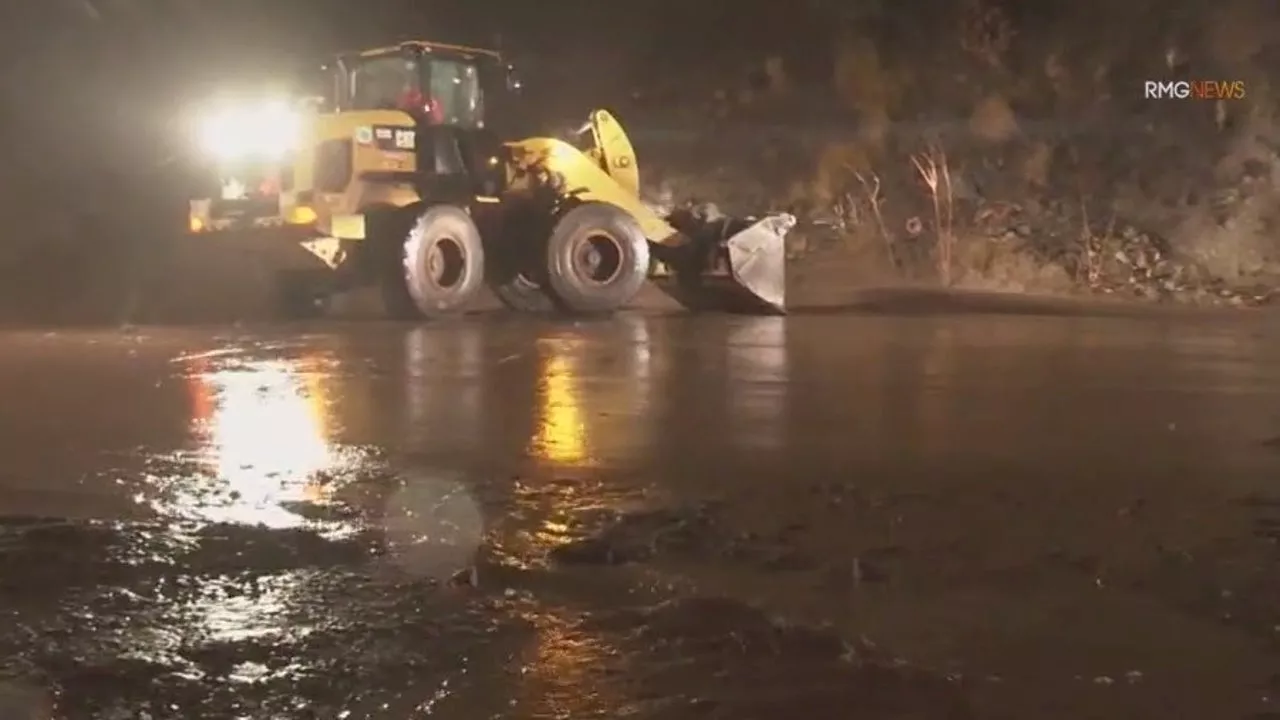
left=785, top=287, right=1257, bottom=318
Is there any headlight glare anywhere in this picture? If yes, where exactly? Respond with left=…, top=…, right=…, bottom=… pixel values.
left=197, top=100, right=301, bottom=160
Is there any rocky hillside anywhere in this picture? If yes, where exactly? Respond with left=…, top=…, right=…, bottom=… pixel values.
left=606, top=0, right=1280, bottom=304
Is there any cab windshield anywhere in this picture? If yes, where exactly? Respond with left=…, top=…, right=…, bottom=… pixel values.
left=347, top=53, right=484, bottom=128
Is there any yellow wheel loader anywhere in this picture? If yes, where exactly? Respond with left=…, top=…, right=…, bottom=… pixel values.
left=186, top=40, right=793, bottom=319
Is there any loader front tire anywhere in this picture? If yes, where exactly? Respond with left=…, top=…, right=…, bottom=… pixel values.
left=545, top=202, right=649, bottom=314
left=393, top=204, right=486, bottom=318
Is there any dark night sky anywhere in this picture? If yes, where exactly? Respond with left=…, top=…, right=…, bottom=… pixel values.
left=0, top=1, right=812, bottom=75
left=0, top=0, right=843, bottom=183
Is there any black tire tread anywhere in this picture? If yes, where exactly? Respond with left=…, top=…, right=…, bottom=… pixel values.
left=544, top=202, right=649, bottom=314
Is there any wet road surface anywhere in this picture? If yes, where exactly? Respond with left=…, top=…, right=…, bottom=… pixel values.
left=2, top=305, right=1280, bottom=718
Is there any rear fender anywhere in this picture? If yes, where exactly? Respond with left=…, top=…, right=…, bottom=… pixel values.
left=312, top=173, right=423, bottom=241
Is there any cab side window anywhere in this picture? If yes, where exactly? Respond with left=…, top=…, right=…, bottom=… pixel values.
left=427, top=59, right=483, bottom=128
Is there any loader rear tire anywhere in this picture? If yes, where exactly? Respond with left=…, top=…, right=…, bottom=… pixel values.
left=392, top=204, right=485, bottom=318
left=545, top=202, right=649, bottom=314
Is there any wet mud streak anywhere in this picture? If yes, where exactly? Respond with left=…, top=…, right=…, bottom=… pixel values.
left=0, top=517, right=527, bottom=719
left=0, top=510, right=969, bottom=719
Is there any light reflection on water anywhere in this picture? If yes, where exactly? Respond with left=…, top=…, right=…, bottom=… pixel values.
left=517, top=612, right=622, bottom=717
left=404, top=326, right=484, bottom=446
left=174, top=359, right=350, bottom=648
left=726, top=318, right=790, bottom=450
left=186, top=574, right=306, bottom=645
left=528, top=318, right=656, bottom=469
left=162, top=357, right=348, bottom=532
left=532, top=347, right=588, bottom=466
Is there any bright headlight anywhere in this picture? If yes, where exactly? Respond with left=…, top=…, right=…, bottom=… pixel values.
left=197, top=99, right=301, bottom=160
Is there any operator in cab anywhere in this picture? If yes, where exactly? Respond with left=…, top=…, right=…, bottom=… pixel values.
left=395, top=82, right=444, bottom=124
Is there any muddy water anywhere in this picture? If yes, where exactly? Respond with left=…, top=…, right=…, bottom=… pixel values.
left=0, top=309, right=1279, bottom=718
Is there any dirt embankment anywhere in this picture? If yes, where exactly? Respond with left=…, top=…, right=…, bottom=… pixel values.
left=620, top=0, right=1280, bottom=307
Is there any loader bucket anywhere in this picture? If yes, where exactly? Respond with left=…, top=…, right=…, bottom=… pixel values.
left=652, top=212, right=794, bottom=314
left=723, top=213, right=793, bottom=313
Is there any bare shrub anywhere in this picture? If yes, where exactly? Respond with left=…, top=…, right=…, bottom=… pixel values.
left=852, top=171, right=899, bottom=268
left=1077, top=203, right=1118, bottom=288
left=912, top=146, right=956, bottom=285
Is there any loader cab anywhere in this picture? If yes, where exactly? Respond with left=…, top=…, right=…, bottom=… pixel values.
left=297, top=42, right=521, bottom=200
left=347, top=50, right=483, bottom=126
left=312, top=42, right=520, bottom=131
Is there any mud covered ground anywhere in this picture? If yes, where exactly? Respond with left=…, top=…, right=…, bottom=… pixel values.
left=1, top=304, right=1279, bottom=718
